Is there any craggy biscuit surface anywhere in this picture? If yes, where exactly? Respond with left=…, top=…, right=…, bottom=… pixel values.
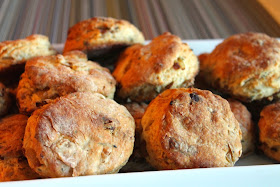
left=228, top=99, right=255, bottom=155
left=259, top=102, right=280, bottom=161
left=199, top=32, right=280, bottom=102
left=17, top=51, right=116, bottom=114
left=0, top=34, right=56, bottom=85
left=0, top=157, right=40, bottom=182
left=0, top=114, right=40, bottom=181
left=141, top=88, right=242, bottom=169
left=23, top=92, right=135, bottom=178
left=0, top=34, right=56, bottom=68
left=113, top=32, right=199, bottom=102
left=63, top=17, right=144, bottom=58
left=0, top=114, right=29, bottom=158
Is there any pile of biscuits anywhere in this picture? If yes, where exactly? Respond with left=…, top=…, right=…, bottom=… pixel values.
left=0, top=17, right=279, bottom=182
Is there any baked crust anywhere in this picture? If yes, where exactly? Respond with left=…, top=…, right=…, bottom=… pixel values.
left=124, top=102, right=148, bottom=135
left=0, top=34, right=56, bottom=85
left=199, top=32, right=280, bottom=102
left=123, top=102, right=148, bottom=152
left=16, top=51, right=116, bottom=114
left=141, top=88, right=242, bottom=169
left=0, top=82, right=11, bottom=116
left=0, top=157, right=40, bottom=182
left=23, top=92, right=135, bottom=177
left=0, top=114, right=40, bottom=181
left=113, top=32, right=199, bottom=102
left=63, top=17, right=144, bottom=65
left=0, top=114, right=29, bottom=158
left=259, top=102, right=280, bottom=161
left=227, top=99, right=255, bottom=155
left=121, top=102, right=154, bottom=172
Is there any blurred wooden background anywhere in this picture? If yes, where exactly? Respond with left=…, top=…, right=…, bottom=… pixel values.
left=0, top=0, right=279, bottom=43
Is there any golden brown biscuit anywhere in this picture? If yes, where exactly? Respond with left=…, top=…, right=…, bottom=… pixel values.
left=0, top=157, right=40, bottom=182
left=121, top=102, right=154, bottom=172
left=23, top=92, right=135, bottom=178
left=194, top=53, right=212, bottom=91
left=227, top=99, right=255, bottom=156
left=141, top=88, right=242, bottom=170
left=113, top=32, right=199, bottom=102
left=258, top=102, right=280, bottom=161
left=63, top=17, right=145, bottom=65
left=0, top=83, right=11, bottom=116
left=0, top=34, right=56, bottom=85
left=0, top=114, right=29, bottom=158
left=0, top=114, right=40, bottom=181
left=124, top=102, right=148, bottom=135
left=199, top=32, right=280, bottom=102
left=17, top=51, right=116, bottom=114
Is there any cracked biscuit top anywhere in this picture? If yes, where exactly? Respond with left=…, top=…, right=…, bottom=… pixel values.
left=16, top=51, right=116, bottom=114
left=0, top=34, right=56, bottom=69
left=113, top=32, right=199, bottom=102
left=199, top=32, right=280, bottom=102
left=0, top=35, right=56, bottom=85
left=141, top=88, right=242, bottom=169
left=63, top=17, right=144, bottom=57
left=23, top=92, right=135, bottom=178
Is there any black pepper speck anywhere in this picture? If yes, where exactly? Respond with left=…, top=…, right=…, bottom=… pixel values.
left=190, top=93, right=199, bottom=102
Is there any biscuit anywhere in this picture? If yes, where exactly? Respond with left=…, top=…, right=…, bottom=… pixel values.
left=63, top=17, right=145, bottom=66
left=0, top=34, right=56, bottom=85
left=121, top=102, right=154, bottom=172
left=113, top=32, right=199, bottom=102
left=227, top=99, right=255, bottom=155
left=0, top=114, right=40, bottom=181
left=195, top=53, right=214, bottom=91
left=0, top=157, right=40, bottom=182
left=123, top=103, right=149, bottom=152
left=0, top=114, right=29, bottom=158
left=258, top=102, right=280, bottom=161
left=141, top=88, right=242, bottom=170
left=16, top=51, right=116, bottom=114
left=124, top=102, right=148, bottom=135
left=0, top=83, right=11, bottom=116
left=23, top=92, right=135, bottom=177
left=199, top=32, right=280, bottom=102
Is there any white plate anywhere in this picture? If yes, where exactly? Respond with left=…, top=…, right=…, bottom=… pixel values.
left=3, top=40, right=279, bottom=186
